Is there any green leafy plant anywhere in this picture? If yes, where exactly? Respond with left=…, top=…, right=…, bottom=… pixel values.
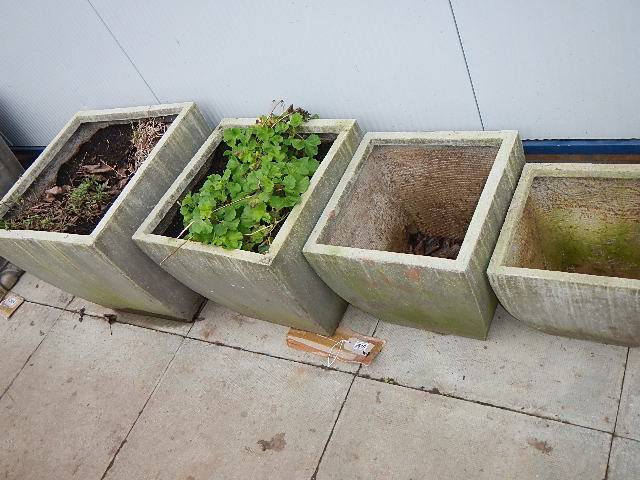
left=68, top=178, right=110, bottom=216
left=179, top=106, right=322, bottom=253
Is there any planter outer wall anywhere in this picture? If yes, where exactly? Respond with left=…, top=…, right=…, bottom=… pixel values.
left=487, top=163, right=640, bottom=346
left=303, top=131, right=525, bottom=339
left=0, top=103, right=210, bottom=319
left=133, top=119, right=362, bottom=335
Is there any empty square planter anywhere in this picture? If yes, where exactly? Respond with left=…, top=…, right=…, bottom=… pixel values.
left=488, top=163, right=640, bottom=346
left=303, top=131, right=525, bottom=339
left=133, top=118, right=362, bottom=334
left=0, top=103, right=210, bottom=319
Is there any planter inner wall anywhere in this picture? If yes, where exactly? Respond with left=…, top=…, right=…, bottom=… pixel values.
left=504, top=176, right=640, bottom=280
left=318, top=144, right=500, bottom=254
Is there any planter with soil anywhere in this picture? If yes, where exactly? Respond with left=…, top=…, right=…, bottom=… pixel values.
left=133, top=114, right=361, bottom=334
left=303, top=131, right=525, bottom=339
left=0, top=103, right=210, bottom=319
left=487, top=163, right=640, bottom=346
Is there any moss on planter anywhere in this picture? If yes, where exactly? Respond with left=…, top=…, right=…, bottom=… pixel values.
left=510, top=176, right=640, bottom=280
left=542, top=216, right=640, bottom=277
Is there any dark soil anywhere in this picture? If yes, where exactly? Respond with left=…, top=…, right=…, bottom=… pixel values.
left=406, top=226, right=462, bottom=259
left=4, top=119, right=170, bottom=235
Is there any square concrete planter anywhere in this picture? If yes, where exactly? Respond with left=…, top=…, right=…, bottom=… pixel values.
left=0, top=103, right=210, bottom=319
left=0, top=135, right=24, bottom=288
left=0, top=135, right=23, bottom=195
left=488, top=163, right=640, bottom=346
left=303, top=131, right=525, bottom=339
left=133, top=118, right=362, bottom=334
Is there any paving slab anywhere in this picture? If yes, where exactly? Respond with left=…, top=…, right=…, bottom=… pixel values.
left=0, top=302, right=63, bottom=394
left=0, top=311, right=182, bottom=480
left=318, top=377, right=610, bottom=480
left=103, top=339, right=353, bottom=480
left=362, top=306, right=626, bottom=432
left=67, top=297, right=194, bottom=336
left=607, top=436, right=640, bottom=480
left=189, top=302, right=378, bottom=373
left=616, top=347, right=640, bottom=440
left=11, top=272, right=74, bottom=309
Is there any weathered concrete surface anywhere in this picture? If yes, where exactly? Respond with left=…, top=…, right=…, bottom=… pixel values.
left=102, top=339, right=352, bottom=480
left=0, top=135, right=22, bottom=195
left=362, top=305, right=626, bottom=432
left=0, top=135, right=24, bottom=289
left=67, top=296, right=194, bottom=336
left=134, top=119, right=362, bottom=334
left=0, top=282, right=635, bottom=477
left=0, top=103, right=209, bottom=320
left=304, top=131, right=525, bottom=339
left=0, top=310, right=181, bottom=480
left=616, top=347, right=640, bottom=440
left=11, top=271, right=74, bottom=308
left=318, top=377, right=610, bottom=479
left=488, top=163, right=640, bottom=346
left=607, top=437, right=640, bottom=480
left=0, top=302, right=63, bottom=394
left=189, top=302, right=378, bottom=373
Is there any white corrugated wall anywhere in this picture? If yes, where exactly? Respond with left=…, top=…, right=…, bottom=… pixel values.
left=1, top=0, right=639, bottom=145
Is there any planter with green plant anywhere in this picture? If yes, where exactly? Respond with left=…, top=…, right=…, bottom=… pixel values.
left=0, top=103, right=210, bottom=319
left=134, top=106, right=361, bottom=334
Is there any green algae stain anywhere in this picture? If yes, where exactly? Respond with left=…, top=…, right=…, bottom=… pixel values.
left=335, top=265, right=489, bottom=338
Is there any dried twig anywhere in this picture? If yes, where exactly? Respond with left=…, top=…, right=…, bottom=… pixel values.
left=131, top=118, right=168, bottom=168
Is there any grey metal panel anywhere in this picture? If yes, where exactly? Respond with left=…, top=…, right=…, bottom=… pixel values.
left=452, top=0, right=640, bottom=139
left=89, top=0, right=481, bottom=133
left=0, top=0, right=157, bottom=146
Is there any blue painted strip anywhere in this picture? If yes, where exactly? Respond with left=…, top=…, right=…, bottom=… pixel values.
left=523, top=139, right=640, bottom=155
left=11, top=141, right=640, bottom=156
left=10, top=146, right=45, bottom=154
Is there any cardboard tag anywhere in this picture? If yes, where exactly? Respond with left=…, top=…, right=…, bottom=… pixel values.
left=286, top=327, right=385, bottom=366
left=0, top=292, right=25, bottom=318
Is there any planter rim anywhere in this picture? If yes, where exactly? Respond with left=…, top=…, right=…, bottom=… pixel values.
left=488, top=162, right=640, bottom=289
left=303, top=130, right=520, bottom=271
left=0, top=102, right=198, bottom=242
left=133, top=118, right=358, bottom=265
